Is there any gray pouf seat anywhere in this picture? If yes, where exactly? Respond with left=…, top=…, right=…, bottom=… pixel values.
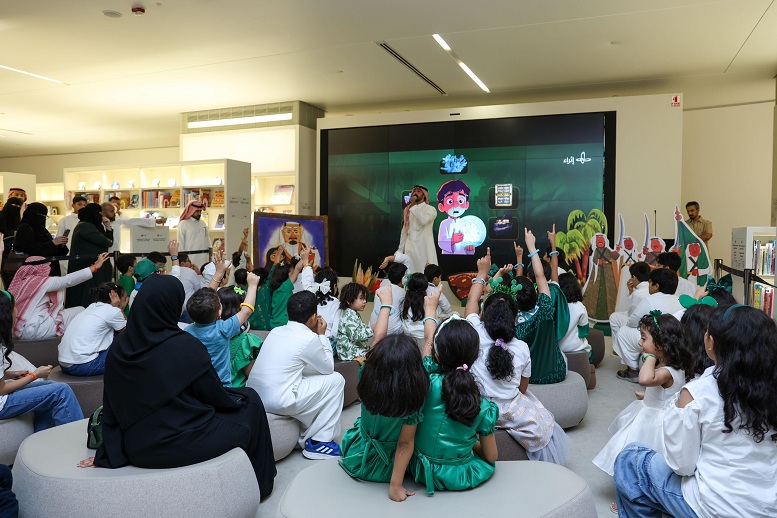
left=13, top=338, right=61, bottom=368
left=334, top=359, right=360, bottom=407
left=494, top=429, right=529, bottom=461
left=0, top=414, right=34, bottom=465
left=280, top=459, right=595, bottom=518
left=268, top=413, right=301, bottom=461
left=47, top=367, right=103, bottom=416
left=12, top=419, right=261, bottom=518
left=529, top=371, right=588, bottom=429
left=564, top=350, right=591, bottom=388
left=588, top=328, right=606, bottom=367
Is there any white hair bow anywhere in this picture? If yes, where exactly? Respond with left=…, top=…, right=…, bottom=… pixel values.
left=312, top=279, right=331, bottom=295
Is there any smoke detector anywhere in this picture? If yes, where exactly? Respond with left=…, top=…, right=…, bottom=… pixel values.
left=132, top=6, right=145, bottom=16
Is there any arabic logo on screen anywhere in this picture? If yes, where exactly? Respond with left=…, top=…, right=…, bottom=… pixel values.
left=563, top=152, right=592, bottom=165
left=440, top=154, right=468, bottom=174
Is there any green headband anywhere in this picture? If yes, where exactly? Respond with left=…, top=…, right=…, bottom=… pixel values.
left=648, top=309, right=662, bottom=330
left=723, top=303, right=745, bottom=322
left=0, top=290, right=12, bottom=303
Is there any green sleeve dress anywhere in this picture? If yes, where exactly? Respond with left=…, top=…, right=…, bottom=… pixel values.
left=515, top=286, right=569, bottom=384
left=339, top=378, right=423, bottom=483
left=228, top=331, right=263, bottom=388
left=409, top=357, right=499, bottom=494
left=248, top=283, right=272, bottom=330
left=270, top=278, right=294, bottom=328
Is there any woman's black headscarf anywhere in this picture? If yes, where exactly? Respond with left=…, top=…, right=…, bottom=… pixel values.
left=1, top=197, right=23, bottom=231
left=18, top=202, right=50, bottom=238
left=78, top=202, right=104, bottom=231
left=103, top=274, right=211, bottom=429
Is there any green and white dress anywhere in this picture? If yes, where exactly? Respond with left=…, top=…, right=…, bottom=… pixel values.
left=409, top=357, right=499, bottom=494
left=334, top=308, right=373, bottom=361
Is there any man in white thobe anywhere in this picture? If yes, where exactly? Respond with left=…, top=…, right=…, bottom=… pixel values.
left=395, top=185, right=438, bottom=274
left=177, top=201, right=210, bottom=268
left=246, top=291, right=344, bottom=458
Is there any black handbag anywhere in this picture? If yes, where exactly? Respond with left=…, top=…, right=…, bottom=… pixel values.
left=86, top=406, right=103, bottom=450
left=2, top=242, right=27, bottom=275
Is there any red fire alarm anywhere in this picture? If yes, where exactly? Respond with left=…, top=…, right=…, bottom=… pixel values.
left=132, top=6, right=145, bottom=15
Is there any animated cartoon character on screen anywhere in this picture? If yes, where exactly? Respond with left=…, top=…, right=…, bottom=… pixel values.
left=265, top=221, right=321, bottom=269
left=436, top=179, right=486, bottom=255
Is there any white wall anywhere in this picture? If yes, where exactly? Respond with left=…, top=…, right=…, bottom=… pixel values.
left=318, top=93, right=684, bottom=239
left=682, top=102, right=774, bottom=264
left=0, top=147, right=179, bottom=184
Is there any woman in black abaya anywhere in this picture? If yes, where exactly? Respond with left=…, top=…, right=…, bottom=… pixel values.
left=93, top=274, right=276, bottom=498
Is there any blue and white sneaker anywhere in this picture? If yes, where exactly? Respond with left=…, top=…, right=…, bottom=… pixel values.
left=302, top=439, right=341, bottom=460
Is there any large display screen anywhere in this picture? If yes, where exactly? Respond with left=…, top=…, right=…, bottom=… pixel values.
left=321, top=112, right=616, bottom=275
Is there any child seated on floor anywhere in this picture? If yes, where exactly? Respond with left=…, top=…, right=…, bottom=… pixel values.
left=339, top=285, right=429, bottom=501
left=401, top=273, right=430, bottom=347
left=369, top=260, right=406, bottom=335
left=58, top=282, right=128, bottom=376
left=423, top=263, right=458, bottom=320
left=185, top=269, right=260, bottom=387
left=334, top=282, right=373, bottom=361
left=116, top=255, right=136, bottom=317
left=310, top=268, right=341, bottom=349
left=269, top=244, right=311, bottom=328
left=557, top=273, right=593, bottom=362
left=218, top=285, right=263, bottom=388
left=248, top=267, right=272, bottom=331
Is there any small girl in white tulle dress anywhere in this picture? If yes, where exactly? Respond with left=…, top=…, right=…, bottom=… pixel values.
left=593, top=311, right=690, bottom=476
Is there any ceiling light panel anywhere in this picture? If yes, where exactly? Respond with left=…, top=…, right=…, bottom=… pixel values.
left=431, top=34, right=489, bottom=93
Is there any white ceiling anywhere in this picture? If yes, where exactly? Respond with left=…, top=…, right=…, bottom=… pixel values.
left=1, top=0, right=776, bottom=157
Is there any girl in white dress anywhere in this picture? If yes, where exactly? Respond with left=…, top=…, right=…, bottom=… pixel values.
left=466, top=251, right=571, bottom=465
left=593, top=311, right=690, bottom=476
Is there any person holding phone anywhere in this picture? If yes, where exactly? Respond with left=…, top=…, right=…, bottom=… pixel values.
left=394, top=185, right=438, bottom=274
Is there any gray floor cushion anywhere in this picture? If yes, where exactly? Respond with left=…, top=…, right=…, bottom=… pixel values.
left=0, top=414, right=34, bottom=465
left=279, top=459, right=596, bottom=517
left=529, top=371, right=588, bottom=429
left=12, top=419, right=261, bottom=518
left=268, top=413, right=301, bottom=461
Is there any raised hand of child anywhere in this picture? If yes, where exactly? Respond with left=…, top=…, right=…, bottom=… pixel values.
left=109, top=290, right=121, bottom=307
left=495, top=264, right=514, bottom=280
left=94, top=252, right=110, bottom=269
left=167, top=240, right=179, bottom=257
left=524, top=228, right=536, bottom=251
left=378, top=255, right=394, bottom=270
left=376, top=285, right=393, bottom=305
left=424, top=288, right=441, bottom=317
left=297, top=244, right=311, bottom=266
left=246, top=272, right=260, bottom=287
left=547, top=223, right=556, bottom=248
left=476, top=248, right=491, bottom=277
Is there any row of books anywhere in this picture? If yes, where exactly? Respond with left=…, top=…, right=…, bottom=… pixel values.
left=753, top=282, right=774, bottom=317
left=182, top=188, right=225, bottom=208
left=142, top=190, right=179, bottom=209
left=753, top=240, right=777, bottom=276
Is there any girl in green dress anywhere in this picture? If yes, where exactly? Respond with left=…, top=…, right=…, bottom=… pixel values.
left=339, top=286, right=429, bottom=501
left=409, top=289, right=499, bottom=494
left=218, top=285, right=263, bottom=388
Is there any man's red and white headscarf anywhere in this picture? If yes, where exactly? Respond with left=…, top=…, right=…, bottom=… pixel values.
left=7, top=257, right=62, bottom=337
left=404, top=185, right=429, bottom=235
left=180, top=201, right=205, bottom=221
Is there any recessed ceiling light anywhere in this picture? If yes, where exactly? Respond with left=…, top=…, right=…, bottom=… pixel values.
left=102, top=10, right=123, bottom=18
left=0, top=64, right=62, bottom=84
left=431, top=34, right=489, bottom=93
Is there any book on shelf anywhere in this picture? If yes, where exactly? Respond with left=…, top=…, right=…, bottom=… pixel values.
left=270, top=184, right=294, bottom=205
left=169, top=190, right=181, bottom=208
left=753, top=282, right=774, bottom=317
left=753, top=239, right=776, bottom=276
left=212, top=237, right=225, bottom=255
left=130, top=194, right=139, bottom=208
left=212, top=190, right=225, bottom=207
left=85, top=193, right=100, bottom=204
left=214, top=213, right=225, bottom=229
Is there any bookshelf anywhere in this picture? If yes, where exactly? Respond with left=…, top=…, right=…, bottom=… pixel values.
left=64, top=159, right=251, bottom=257
left=253, top=173, right=296, bottom=214
left=731, top=226, right=777, bottom=320
left=35, top=182, right=66, bottom=232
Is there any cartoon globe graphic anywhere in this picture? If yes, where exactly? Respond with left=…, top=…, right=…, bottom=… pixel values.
left=456, top=216, right=487, bottom=247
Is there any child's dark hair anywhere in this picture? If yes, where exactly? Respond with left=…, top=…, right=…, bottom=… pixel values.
left=0, top=292, right=15, bottom=370
left=637, top=313, right=691, bottom=375
left=656, top=252, right=681, bottom=273
left=680, top=304, right=715, bottom=379
left=649, top=267, right=678, bottom=295
left=231, top=251, right=242, bottom=268
left=545, top=246, right=567, bottom=269
left=116, top=254, right=136, bottom=275
left=513, top=275, right=538, bottom=312
left=146, top=251, right=166, bottom=265
left=424, top=264, right=443, bottom=284
left=218, top=286, right=249, bottom=332
left=252, top=267, right=269, bottom=286
left=558, top=273, right=583, bottom=303
left=287, top=291, right=317, bottom=324
left=707, top=305, right=777, bottom=443
left=434, top=319, right=482, bottom=426
left=187, top=287, right=221, bottom=324
left=92, top=282, right=126, bottom=304
left=526, top=260, right=552, bottom=285
left=482, top=294, right=518, bottom=381
left=629, top=261, right=651, bottom=282
left=177, top=252, right=189, bottom=264
left=387, top=262, right=408, bottom=285
left=233, top=268, right=248, bottom=286
left=358, top=334, right=429, bottom=418
left=314, top=268, right=339, bottom=304
left=339, top=282, right=368, bottom=310
left=710, top=289, right=736, bottom=307
left=269, top=264, right=292, bottom=292
left=401, top=273, right=428, bottom=321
